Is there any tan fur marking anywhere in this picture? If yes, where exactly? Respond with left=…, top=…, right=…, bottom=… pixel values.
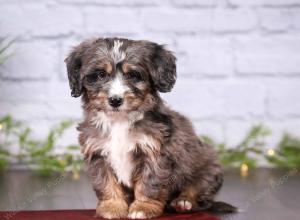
left=122, top=62, right=135, bottom=74
left=103, top=172, right=126, bottom=200
left=93, top=62, right=113, bottom=74
left=104, top=62, right=113, bottom=74
left=170, top=185, right=198, bottom=213
left=181, top=185, right=198, bottom=200
left=96, top=199, right=128, bottom=219
left=128, top=182, right=165, bottom=219
left=96, top=172, right=128, bottom=219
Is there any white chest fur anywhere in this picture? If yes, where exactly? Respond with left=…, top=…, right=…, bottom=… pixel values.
left=90, top=112, right=157, bottom=187
left=102, top=119, right=135, bottom=187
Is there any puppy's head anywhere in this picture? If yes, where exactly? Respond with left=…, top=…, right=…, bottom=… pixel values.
left=65, top=38, right=176, bottom=114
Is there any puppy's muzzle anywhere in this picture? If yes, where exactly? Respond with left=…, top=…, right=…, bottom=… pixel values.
left=108, top=96, right=123, bottom=108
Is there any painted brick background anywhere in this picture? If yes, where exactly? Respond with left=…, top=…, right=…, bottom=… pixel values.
left=1, top=0, right=300, bottom=153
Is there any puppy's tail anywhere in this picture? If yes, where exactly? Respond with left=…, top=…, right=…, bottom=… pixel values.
left=207, top=201, right=238, bottom=213
left=166, top=200, right=239, bottom=214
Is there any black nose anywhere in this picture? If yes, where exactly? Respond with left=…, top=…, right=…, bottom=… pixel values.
left=108, top=96, right=123, bottom=108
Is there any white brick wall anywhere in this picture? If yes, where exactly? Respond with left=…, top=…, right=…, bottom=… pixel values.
left=0, top=0, right=300, bottom=151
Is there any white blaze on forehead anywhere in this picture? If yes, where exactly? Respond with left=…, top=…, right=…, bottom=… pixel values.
left=109, top=74, right=128, bottom=97
left=111, top=40, right=126, bottom=63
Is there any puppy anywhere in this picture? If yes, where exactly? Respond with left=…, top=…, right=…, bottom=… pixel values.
left=65, top=38, right=236, bottom=219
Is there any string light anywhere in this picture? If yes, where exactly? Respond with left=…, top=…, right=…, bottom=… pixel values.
left=59, top=159, right=66, bottom=166
left=267, top=149, right=275, bottom=156
left=0, top=123, right=3, bottom=130
left=72, top=171, right=80, bottom=180
left=240, top=163, right=249, bottom=177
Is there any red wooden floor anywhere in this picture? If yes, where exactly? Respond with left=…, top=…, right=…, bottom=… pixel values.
left=0, top=209, right=220, bottom=220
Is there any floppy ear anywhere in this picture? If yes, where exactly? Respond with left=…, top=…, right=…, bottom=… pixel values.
left=65, top=40, right=93, bottom=97
left=65, top=50, right=82, bottom=98
left=150, top=44, right=177, bottom=93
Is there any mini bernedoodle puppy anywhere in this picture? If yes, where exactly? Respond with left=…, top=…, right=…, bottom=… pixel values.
left=65, top=37, right=237, bottom=219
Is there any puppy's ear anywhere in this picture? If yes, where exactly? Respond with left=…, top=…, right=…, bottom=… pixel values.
left=65, top=40, right=93, bottom=97
left=150, top=44, right=177, bottom=93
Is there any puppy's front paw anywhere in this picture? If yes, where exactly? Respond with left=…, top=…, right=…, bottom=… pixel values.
left=96, top=199, right=128, bottom=219
left=128, top=200, right=163, bottom=219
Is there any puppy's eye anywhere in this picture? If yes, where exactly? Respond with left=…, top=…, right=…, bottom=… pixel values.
left=86, top=70, right=107, bottom=83
left=127, top=71, right=143, bottom=82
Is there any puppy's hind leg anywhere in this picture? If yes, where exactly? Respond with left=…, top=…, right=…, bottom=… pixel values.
left=196, top=170, right=224, bottom=210
left=195, top=171, right=238, bottom=213
left=170, top=168, right=224, bottom=213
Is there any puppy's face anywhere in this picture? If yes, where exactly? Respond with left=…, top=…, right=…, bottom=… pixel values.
left=65, top=38, right=176, bottom=114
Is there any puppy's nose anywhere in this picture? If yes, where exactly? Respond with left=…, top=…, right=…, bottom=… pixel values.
left=108, top=96, right=123, bottom=108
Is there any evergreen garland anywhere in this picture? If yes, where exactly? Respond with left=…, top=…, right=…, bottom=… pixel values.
left=1, top=115, right=300, bottom=178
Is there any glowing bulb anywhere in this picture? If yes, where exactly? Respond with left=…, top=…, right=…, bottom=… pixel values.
left=59, top=159, right=66, bottom=166
left=240, top=163, right=249, bottom=177
left=72, top=171, right=80, bottom=180
left=240, top=163, right=248, bottom=172
left=267, top=149, right=275, bottom=156
left=0, top=124, right=3, bottom=130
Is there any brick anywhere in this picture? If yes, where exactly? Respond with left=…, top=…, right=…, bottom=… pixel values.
left=225, top=119, right=300, bottom=149
left=85, top=7, right=141, bottom=34
left=176, top=37, right=234, bottom=76
left=0, top=81, right=48, bottom=102
left=267, top=80, right=300, bottom=118
left=262, top=120, right=300, bottom=146
left=25, top=120, right=79, bottom=148
left=162, top=79, right=265, bottom=119
left=258, top=9, right=292, bottom=32
left=0, top=100, right=81, bottom=121
left=0, top=102, right=52, bottom=121
left=142, top=9, right=213, bottom=33
left=1, top=40, right=59, bottom=80
left=224, top=120, right=260, bottom=147
left=213, top=8, right=258, bottom=32
left=0, top=79, right=76, bottom=104
left=235, top=36, right=300, bottom=75
left=59, top=0, right=158, bottom=6
left=0, top=3, right=83, bottom=37
left=48, top=100, right=82, bottom=119
left=45, top=82, right=82, bottom=118
left=291, top=9, right=300, bottom=30
left=193, top=121, right=225, bottom=143
left=228, top=0, right=300, bottom=6
left=221, top=82, right=266, bottom=118
left=134, top=34, right=176, bottom=48
left=161, top=79, right=224, bottom=119
left=172, top=0, right=217, bottom=7
left=47, top=81, right=79, bottom=102
left=0, top=0, right=56, bottom=3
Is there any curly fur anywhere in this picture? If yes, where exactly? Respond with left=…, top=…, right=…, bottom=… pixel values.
left=65, top=37, right=236, bottom=219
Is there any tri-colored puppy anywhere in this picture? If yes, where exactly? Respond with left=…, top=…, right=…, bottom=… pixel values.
left=65, top=37, right=236, bottom=219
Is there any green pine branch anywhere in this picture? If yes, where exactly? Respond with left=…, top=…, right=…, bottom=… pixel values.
left=1, top=114, right=300, bottom=177
left=0, top=115, right=82, bottom=176
left=266, top=134, right=300, bottom=169
left=200, top=124, right=271, bottom=169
